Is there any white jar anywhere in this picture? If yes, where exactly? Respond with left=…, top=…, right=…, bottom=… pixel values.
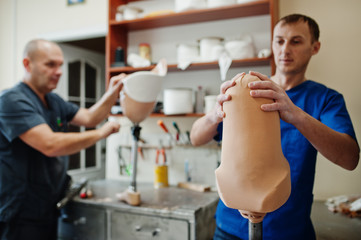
left=199, top=37, right=223, bottom=62
left=224, top=37, right=255, bottom=59
left=208, top=0, right=236, bottom=8
left=163, top=88, right=194, bottom=115
left=175, top=0, right=207, bottom=12
left=177, top=43, right=199, bottom=63
left=204, top=95, right=218, bottom=113
left=237, top=0, right=258, bottom=4
left=117, top=5, right=143, bottom=20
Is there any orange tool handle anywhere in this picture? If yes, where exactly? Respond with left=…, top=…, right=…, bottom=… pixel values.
left=155, top=149, right=166, bottom=165
left=157, top=120, right=169, bottom=133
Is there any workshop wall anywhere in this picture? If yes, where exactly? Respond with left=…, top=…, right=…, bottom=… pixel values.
left=0, top=0, right=108, bottom=90
left=0, top=0, right=16, bottom=90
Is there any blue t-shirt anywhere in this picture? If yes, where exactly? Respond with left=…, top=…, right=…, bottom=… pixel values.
left=214, top=80, right=357, bottom=240
left=0, top=82, right=79, bottom=222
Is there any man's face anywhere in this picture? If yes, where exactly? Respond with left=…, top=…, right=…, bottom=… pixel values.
left=272, top=21, right=320, bottom=75
left=28, top=43, right=64, bottom=94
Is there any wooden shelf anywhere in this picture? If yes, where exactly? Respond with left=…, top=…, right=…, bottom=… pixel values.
left=106, top=0, right=278, bottom=88
left=109, top=1, right=270, bottom=31
left=111, top=113, right=205, bottom=118
left=109, top=57, right=272, bottom=74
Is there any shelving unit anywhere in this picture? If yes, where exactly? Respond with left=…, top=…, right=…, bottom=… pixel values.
left=106, top=0, right=279, bottom=116
left=109, top=57, right=272, bottom=74
left=111, top=112, right=204, bottom=118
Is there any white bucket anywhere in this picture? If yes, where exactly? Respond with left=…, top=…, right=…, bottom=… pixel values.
left=163, top=88, right=194, bottom=115
left=177, top=43, right=199, bottom=63
left=208, top=0, right=236, bottom=8
left=199, top=37, right=223, bottom=62
left=175, top=0, right=207, bottom=12
left=204, top=95, right=218, bottom=113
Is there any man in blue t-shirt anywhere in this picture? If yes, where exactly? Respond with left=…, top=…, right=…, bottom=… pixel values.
left=190, top=14, right=359, bottom=240
left=0, top=39, right=124, bottom=240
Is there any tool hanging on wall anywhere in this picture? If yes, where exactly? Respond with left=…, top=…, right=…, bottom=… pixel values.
left=155, top=140, right=166, bottom=165
left=172, top=121, right=180, bottom=141
left=186, top=131, right=191, bottom=144
left=157, top=119, right=174, bottom=143
left=172, top=121, right=191, bottom=144
left=118, top=146, right=127, bottom=175
left=138, top=146, right=144, bottom=160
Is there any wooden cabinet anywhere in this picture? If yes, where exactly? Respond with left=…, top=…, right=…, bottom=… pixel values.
left=106, top=0, right=279, bottom=86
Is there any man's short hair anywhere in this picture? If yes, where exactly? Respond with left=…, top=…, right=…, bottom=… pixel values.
left=23, top=39, right=59, bottom=59
left=276, top=14, right=320, bottom=42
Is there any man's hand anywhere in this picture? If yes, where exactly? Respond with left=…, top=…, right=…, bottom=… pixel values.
left=108, top=73, right=125, bottom=98
left=190, top=72, right=245, bottom=146
left=99, top=121, right=121, bottom=139
left=248, top=71, right=301, bottom=125
left=213, top=72, right=246, bottom=123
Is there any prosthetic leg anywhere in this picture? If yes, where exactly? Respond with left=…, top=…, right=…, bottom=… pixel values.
left=215, top=74, right=291, bottom=240
left=117, top=124, right=141, bottom=206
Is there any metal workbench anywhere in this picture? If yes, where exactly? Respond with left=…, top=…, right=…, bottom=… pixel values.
left=58, top=179, right=361, bottom=240
left=58, top=179, right=219, bottom=240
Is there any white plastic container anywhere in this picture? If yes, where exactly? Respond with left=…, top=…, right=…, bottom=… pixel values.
left=224, top=36, right=255, bottom=59
left=163, top=88, right=194, bottom=115
left=237, top=0, right=258, bottom=4
left=199, top=37, right=223, bottom=62
left=117, top=5, right=143, bottom=20
left=177, top=43, right=199, bottom=63
left=204, top=95, right=218, bottom=113
left=208, top=0, right=236, bottom=8
left=175, top=0, right=207, bottom=12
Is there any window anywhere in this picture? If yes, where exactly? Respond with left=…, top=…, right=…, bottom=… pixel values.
left=67, top=59, right=104, bottom=180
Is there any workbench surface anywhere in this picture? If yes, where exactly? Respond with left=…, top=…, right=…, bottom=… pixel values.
left=66, top=180, right=360, bottom=239
left=76, top=179, right=219, bottom=219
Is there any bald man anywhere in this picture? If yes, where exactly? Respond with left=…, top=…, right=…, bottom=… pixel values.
left=0, top=39, right=124, bottom=240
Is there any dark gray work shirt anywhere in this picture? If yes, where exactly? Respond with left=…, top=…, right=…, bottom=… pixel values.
left=0, top=82, right=79, bottom=222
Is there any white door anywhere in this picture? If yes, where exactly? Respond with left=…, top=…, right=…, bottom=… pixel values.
left=56, top=43, right=106, bottom=181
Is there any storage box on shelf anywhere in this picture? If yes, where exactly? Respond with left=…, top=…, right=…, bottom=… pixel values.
left=106, top=0, right=279, bottom=117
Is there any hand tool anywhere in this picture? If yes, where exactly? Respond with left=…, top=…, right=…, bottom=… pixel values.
left=186, top=130, right=191, bottom=144
left=118, top=146, right=127, bottom=175
left=57, top=178, right=88, bottom=209
left=172, top=121, right=180, bottom=141
left=138, top=146, right=144, bottom=160
left=155, top=140, right=166, bottom=165
left=157, top=119, right=174, bottom=141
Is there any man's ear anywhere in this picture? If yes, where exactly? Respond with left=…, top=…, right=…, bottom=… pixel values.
left=23, top=58, right=31, bottom=72
left=312, top=41, right=321, bottom=55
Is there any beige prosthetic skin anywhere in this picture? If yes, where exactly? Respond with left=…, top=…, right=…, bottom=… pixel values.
left=120, top=59, right=167, bottom=124
left=121, top=93, right=155, bottom=124
left=116, top=189, right=141, bottom=206
left=117, top=60, right=167, bottom=206
left=215, top=74, right=291, bottom=223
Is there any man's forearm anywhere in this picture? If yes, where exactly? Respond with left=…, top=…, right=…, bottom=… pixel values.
left=45, top=129, right=104, bottom=157
left=293, top=110, right=359, bottom=170
left=190, top=111, right=220, bottom=146
left=86, top=91, right=118, bottom=126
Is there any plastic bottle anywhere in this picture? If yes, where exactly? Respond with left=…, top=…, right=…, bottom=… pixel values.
left=195, top=86, right=205, bottom=113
